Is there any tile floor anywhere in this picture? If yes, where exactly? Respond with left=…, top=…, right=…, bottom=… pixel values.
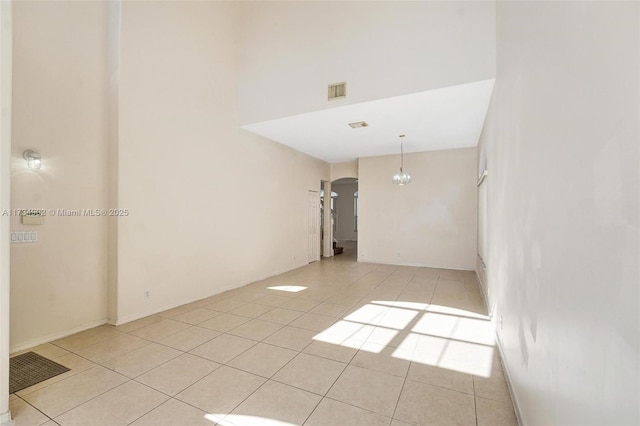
left=9, top=243, right=518, bottom=426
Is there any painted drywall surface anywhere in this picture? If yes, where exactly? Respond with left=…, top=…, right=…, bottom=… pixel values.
left=480, top=2, right=639, bottom=424
left=0, top=0, right=11, bottom=420
left=10, top=2, right=109, bottom=350
left=332, top=181, right=358, bottom=242
left=237, top=1, right=495, bottom=125
left=116, top=2, right=329, bottom=323
left=330, top=160, right=358, bottom=181
left=106, top=0, right=121, bottom=326
left=358, top=148, right=477, bottom=270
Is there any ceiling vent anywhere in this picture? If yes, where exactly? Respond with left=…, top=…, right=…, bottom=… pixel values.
left=328, top=82, right=346, bottom=100
left=348, top=121, right=368, bottom=128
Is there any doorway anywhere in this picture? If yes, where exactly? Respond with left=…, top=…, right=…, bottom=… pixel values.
left=307, top=190, right=320, bottom=263
left=331, top=178, right=358, bottom=258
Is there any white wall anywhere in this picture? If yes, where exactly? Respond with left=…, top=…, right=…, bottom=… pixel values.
left=8, top=1, right=331, bottom=345
left=480, top=2, right=639, bottom=425
left=10, top=2, right=109, bottom=351
left=332, top=181, right=358, bottom=242
left=330, top=160, right=358, bottom=181
left=237, top=1, right=495, bottom=124
left=358, top=148, right=477, bottom=269
left=115, top=2, right=329, bottom=323
left=0, top=0, right=11, bottom=422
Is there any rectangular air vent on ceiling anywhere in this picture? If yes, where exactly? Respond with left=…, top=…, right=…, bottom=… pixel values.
left=328, top=82, right=346, bottom=100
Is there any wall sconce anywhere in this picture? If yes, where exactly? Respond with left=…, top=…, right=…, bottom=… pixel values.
left=23, top=150, right=41, bottom=169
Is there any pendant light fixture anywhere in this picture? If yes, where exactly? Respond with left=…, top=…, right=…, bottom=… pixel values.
left=392, top=134, right=411, bottom=185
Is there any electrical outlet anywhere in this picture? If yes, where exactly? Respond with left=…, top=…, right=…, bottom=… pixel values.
left=144, top=290, right=150, bottom=299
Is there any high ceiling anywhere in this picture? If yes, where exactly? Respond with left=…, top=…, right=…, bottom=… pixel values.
left=242, top=79, right=495, bottom=163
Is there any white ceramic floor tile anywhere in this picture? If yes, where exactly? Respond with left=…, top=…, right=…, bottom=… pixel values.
left=75, top=334, right=151, bottom=364
left=394, top=379, right=475, bottom=426
left=305, top=398, right=391, bottom=426
left=303, top=340, right=359, bottom=364
left=407, top=362, right=474, bottom=394
left=101, top=343, right=182, bottom=378
left=228, top=380, right=321, bottom=426
left=9, top=397, right=51, bottom=426
left=204, top=299, right=247, bottom=313
left=258, top=307, right=304, bottom=325
left=21, top=252, right=521, bottom=426
left=254, top=294, right=293, bottom=308
left=189, top=334, right=256, bottom=364
left=273, top=353, right=346, bottom=395
left=199, top=313, right=251, bottom=333
left=52, top=326, right=123, bottom=352
left=281, top=298, right=320, bottom=312
left=475, top=396, right=518, bottom=426
left=130, top=398, right=213, bottom=426
left=263, top=326, right=316, bottom=351
left=157, top=326, right=221, bottom=352
left=473, top=374, right=512, bottom=402
left=229, top=303, right=274, bottom=319
left=309, top=303, right=349, bottom=318
left=129, top=319, right=192, bottom=341
left=113, top=315, right=164, bottom=333
left=171, top=308, right=222, bottom=325
left=351, top=343, right=411, bottom=378
left=176, top=366, right=266, bottom=414
left=228, top=343, right=297, bottom=378
left=54, top=381, right=167, bottom=426
left=227, top=319, right=283, bottom=342
left=289, top=313, right=337, bottom=332
left=136, top=353, right=220, bottom=396
left=22, top=366, right=128, bottom=418
left=327, top=365, right=404, bottom=417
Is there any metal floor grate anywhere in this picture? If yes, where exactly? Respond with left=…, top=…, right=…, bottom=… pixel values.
left=9, top=351, right=70, bottom=394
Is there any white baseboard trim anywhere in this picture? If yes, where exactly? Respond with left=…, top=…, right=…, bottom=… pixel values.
left=10, top=319, right=108, bottom=354
left=0, top=410, right=12, bottom=426
left=474, top=270, right=525, bottom=426
left=357, top=258, right=474, bottom=271
left=112, top=261, right=309, bottom=326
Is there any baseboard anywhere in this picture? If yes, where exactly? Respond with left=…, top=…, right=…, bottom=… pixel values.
left=358, top=258, right=474, bottom=271
left=9, top=318, right=107, bottom=355
left=474, top=270, right=525, bottom=426
left=112, top=261, right=309, bottom=326
left=0, top=410, right=12, bottom=426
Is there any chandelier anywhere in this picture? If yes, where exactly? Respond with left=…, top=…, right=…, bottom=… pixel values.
left=392, top=135, right=411, bottom=185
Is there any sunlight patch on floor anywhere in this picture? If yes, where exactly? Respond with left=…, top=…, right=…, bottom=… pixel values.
left=212, top=414, right=297, bottom=426
left=313, top=300, right=496, bottom=377
left=372, top=300, right=429, bottom=310
left=427, top=303, right=489, bottom=319
left=392, top=333, right=495, bottom=377
left=313, top=320, right=379, bottom=349
left=267, top=285, right=308, bottom=293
